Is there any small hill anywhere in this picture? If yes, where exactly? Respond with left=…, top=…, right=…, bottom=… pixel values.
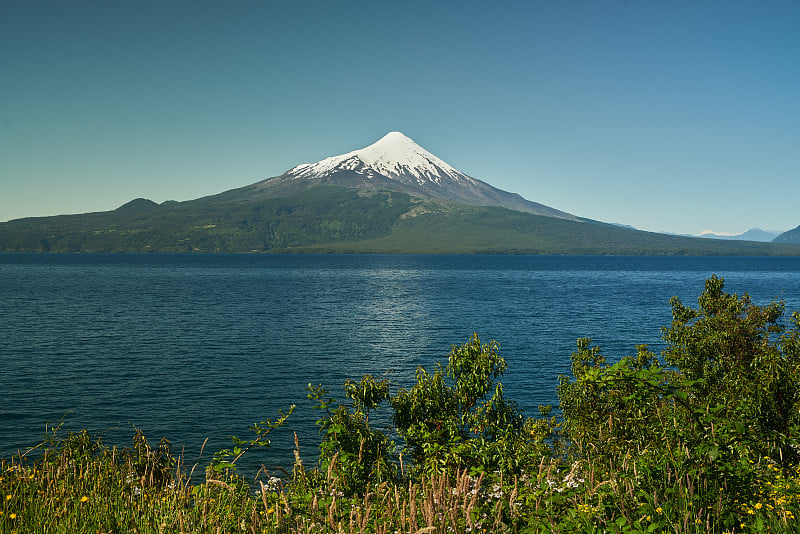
left=115, top=198, right=160, bottom=213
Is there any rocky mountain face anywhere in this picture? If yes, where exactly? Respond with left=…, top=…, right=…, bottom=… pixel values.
left=249, top=132, right=578, bottom=220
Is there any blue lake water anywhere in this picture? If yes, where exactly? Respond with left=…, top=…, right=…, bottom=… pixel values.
left=1, top=254, right=799, bottom=475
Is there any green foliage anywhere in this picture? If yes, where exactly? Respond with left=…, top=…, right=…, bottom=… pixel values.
left=663, top=275, right=800, bottom=462
left=392, top=333, right=532, bottom=475
left=210, top=405, right=294, bottom=473
left=298, top=334, right=550, bottom=498
left=557, top=275, right=800, bottom=531
left=306, top=380, right=396, bottom=496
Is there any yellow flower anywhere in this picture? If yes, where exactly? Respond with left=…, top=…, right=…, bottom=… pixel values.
left=80, top=496, right=89, bottom=503
left=755, top=502, right=762, bottom=510
left=9, top=513, right=17, bottom=519
left=5, top=495, right=11, bottom=501
left=656, top=507, right=663, bottom=514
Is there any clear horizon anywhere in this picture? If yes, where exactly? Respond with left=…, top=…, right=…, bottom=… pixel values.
left=1, top=1, right=798, bottom=236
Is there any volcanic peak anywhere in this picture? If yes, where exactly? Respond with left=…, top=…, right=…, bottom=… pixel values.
left=286, top=131, right=471, bottom=186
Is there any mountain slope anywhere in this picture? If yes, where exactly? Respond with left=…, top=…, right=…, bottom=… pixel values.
left=290, top=202, right=800, bottom=255
left=1, top=186, right=799, bottom=255
left=774, top=225, right=800, bottom=244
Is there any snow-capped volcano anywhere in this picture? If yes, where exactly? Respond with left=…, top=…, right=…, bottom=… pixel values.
left=255, top=131, right=577, bottom=220
left=287, top=131, right=471, bottom=186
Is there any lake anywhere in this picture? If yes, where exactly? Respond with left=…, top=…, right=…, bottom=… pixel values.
left=2, top=254, right=799, bottom=475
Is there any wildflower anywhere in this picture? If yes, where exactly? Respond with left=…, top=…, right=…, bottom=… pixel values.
left=10, top=513, right=17, bottom=519
left=755, top=502, right=762, bottom=510
left=6, top=495, right=11, bottom=501
left=81, top=495, right=89, bottom=503
left=656, top=507, right=662, bottom=514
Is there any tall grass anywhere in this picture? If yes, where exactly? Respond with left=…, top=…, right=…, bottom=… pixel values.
left=4, top=427, right=800, bottom=533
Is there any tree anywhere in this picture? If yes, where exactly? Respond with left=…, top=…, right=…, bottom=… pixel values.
left=392, top=333, right=530, bottom=474
left=663, top=275, right=800, bottom=462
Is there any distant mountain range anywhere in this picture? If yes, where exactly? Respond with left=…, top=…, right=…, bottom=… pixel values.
left=674, top=227, right=800, bottom=244
left=696, top=228, right=780, bottom=242
left=1, top=132, right=799, bottom=254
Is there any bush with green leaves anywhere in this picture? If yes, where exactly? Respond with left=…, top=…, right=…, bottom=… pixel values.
left=391, top=333, right=546, bottom=476
left=557, top=275, right=800, bottom=531
left=663, top=275, right=800, bottom=464
left=300, top=333, right=551, bottom=494
left=305, top=376, right=397, bottom=496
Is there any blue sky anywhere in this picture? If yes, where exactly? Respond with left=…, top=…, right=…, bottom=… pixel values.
left=1, top=1, right=798, bottom=235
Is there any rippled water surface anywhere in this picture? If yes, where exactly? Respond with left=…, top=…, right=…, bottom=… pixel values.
left=2, top=254, right=799, bottom=472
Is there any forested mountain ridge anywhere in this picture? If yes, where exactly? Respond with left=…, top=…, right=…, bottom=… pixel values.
left=1, top=186, right=799, bottom=255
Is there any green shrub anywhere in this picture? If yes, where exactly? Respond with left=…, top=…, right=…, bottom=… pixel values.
left=557, top=275, right=800, bottom=531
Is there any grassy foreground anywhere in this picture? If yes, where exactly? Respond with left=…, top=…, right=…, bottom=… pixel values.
left=4, top=276, right=800, bottom=533
left=4, top=430, right=800, bottom=533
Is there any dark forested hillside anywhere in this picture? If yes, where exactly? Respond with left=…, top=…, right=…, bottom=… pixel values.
left=3, top=186, right=799, bottom=255
left=0, top=187, right=413, bottom=253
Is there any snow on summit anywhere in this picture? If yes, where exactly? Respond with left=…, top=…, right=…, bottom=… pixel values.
left=287, top=132, right=472, bottom=186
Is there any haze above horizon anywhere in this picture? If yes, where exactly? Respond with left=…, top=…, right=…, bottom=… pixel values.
left=1, top=1, right=798, bottom=236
